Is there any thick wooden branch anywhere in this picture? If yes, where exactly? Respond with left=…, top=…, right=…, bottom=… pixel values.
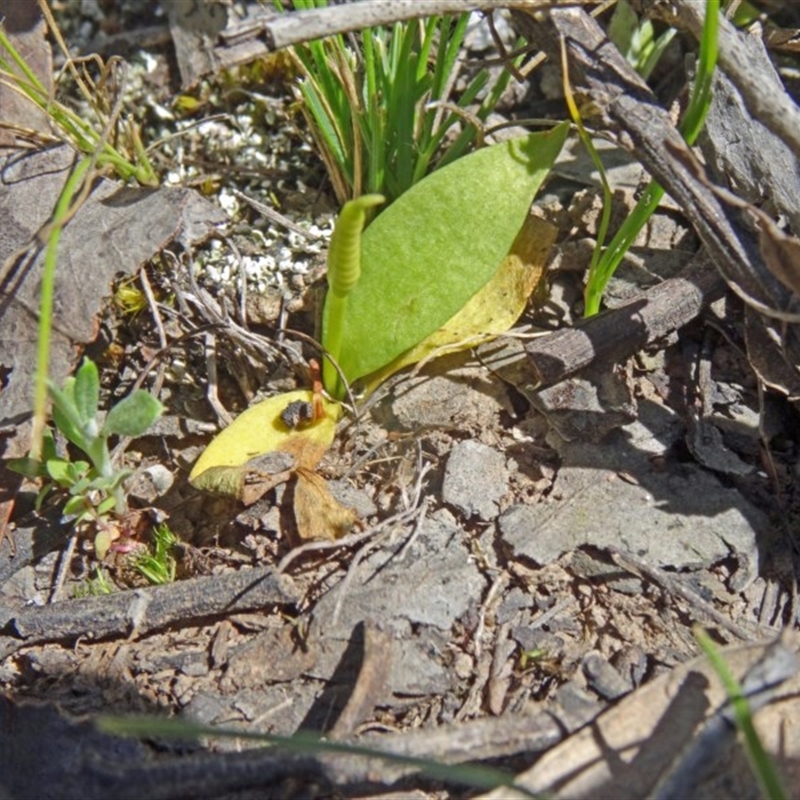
left=0, top=567, right=298, bottom=656
left=525, top=257, right=724, bottom=388
left=211, top=0, right=590, bottom=74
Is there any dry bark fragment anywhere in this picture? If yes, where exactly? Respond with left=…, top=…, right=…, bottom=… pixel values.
left=1, top=566, right=299, bottom=655
left=524, top=257, right=724, bottom=389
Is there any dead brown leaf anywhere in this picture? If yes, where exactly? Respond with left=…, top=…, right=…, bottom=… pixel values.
left=278, top=434, right=330, bottom=472
left=291, top=467, right=358, bottom=542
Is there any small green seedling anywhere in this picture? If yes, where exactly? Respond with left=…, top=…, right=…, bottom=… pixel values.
left=519, top=648, right=547, bottom=670
left=10, top=358, right=163, bottom=555
left=134, top=524, right=178, bottom=585
left=608, top=0, right=677, bottom=81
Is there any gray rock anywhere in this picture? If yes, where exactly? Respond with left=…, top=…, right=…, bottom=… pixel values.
left=371, top=353, right=513, bottom=433
left=497, top=587, right=534, bottom=624
left=442, top=440, right=508, bottom=521
left=328, top=479, right=377, bottom=519
left=499, top=504, right=563, bottom=566
left=498, top=403, right=766, bottom=590
left=308, top=509, right=488, bottom=695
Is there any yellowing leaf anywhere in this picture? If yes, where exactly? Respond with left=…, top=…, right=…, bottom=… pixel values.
left=360, top=215, right=557, bottom=394
left=291, top=467, right=358, bottom=542
left=188, top=452, right=295, bottom=504
left=175, top=94, right=203, bottom=114
left=94, top=528, right=116, bottom=561
left=189, top=390, right=341, bottom=490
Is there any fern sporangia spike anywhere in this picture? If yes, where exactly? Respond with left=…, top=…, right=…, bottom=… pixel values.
left=323, top=194, right=385, bottom=396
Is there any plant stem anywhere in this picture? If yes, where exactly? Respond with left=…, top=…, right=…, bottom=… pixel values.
left=561, top=38, right=613, bottom=305
left=86, top=437, right=127, bottom=514
left=31, top=156, right=93, bottom=460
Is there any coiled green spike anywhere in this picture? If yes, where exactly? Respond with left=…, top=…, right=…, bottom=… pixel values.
left=324, top=194, right=385, bottom=396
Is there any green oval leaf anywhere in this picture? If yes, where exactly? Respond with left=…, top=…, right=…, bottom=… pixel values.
left=49, top=379, right=87, bottom=451
left=45, top=458, right=72, bottom=484
left=74, top=359, right=100, bottom=425
left=322, top=124, right=569, bottom=392
left=63, top=494, right=90, bottom=518
left=359, top=215, right=557, bottom=394
left=102, top=391, right=163, bottom=438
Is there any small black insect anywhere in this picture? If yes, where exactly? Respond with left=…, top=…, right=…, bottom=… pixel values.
left=280, top=400, right=316, bottom=430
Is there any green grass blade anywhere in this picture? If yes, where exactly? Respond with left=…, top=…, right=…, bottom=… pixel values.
left=560, top=36, right=613, bottom=300
left=583, top=182, right=663, bottom=315
left=418, top=15, right=463, bottom=159
left=300, top=79, right=346, bottom=169
left=640, top=28, right=677, bottom=81
left=583, top=0, right=719, bottom=316
left=96, top=714, right=533, bottom=796
left=389, top=22, right=424, bottom=196
left=358, top=28, right=385, bottom=195
left=417, top=15, right=440, bottom=84
left=681, top=0, right=718, bottom=144
left=695, top=628, right=788, bottom=800
left=31, top=156, right=94, bottom=459
left=0, top=25, right=47, bottom=94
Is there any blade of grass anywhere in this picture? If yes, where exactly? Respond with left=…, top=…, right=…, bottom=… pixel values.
left=30, top=156, right=94, bottom=459
left=390, top=21, right=424, bottom=196
left=412, top=16, right=443, bottom=168
left=360, top=27, right=387, bottom=196
left=583, top=0, right=719, bottom=316
left=417, top=15, right=440, bottom=85
left=640, top=28, right=677, bottom=81
left=695, top=627, right=788, bottom=800
left=432, top=14, right=468, bottom=98
left=560, top=36, right=614, bottom=306
left=96, top=713, right=535, bottom=796
left=334, top=45, right=363, bottom=197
